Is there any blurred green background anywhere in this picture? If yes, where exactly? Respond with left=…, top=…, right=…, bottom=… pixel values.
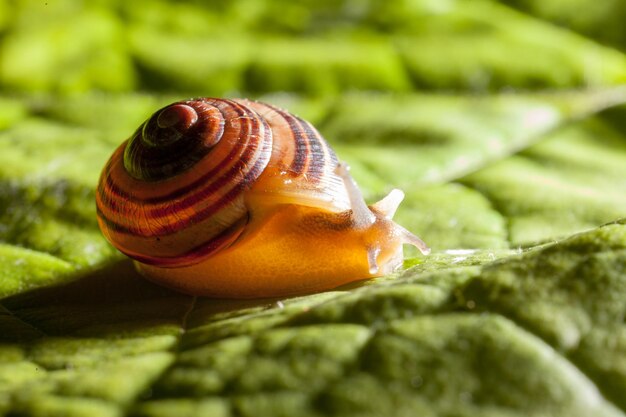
left=1, top=0, right=626, bottom=96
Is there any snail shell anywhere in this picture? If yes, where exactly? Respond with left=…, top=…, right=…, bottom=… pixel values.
left=96, top=98, right=429, bottom=298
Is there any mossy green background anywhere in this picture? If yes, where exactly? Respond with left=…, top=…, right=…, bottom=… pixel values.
left=1, top=1, right=626, bottom=416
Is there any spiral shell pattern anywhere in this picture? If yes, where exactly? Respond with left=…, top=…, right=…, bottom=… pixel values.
left=96, top=98, right=348, bottom=267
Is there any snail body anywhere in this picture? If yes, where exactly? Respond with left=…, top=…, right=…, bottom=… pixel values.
left=96, top=98, right=428, bottom=298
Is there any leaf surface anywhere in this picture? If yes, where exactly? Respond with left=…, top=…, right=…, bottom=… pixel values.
left=1, top=1, right=626, bottom=416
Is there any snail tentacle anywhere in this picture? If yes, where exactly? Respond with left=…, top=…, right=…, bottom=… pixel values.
left=396, top=224, right=431, bottom=255
left=372, top=189, right=430, bottom=255
left=371, top=189, right=404, bottom=219
left=367, top=246, right=381, bottom=275
left=335, top=162, right=376, bottom=229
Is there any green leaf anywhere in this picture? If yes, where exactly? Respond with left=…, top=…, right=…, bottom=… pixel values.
left=244, top=37, right=412, bottom=95
left=323, top=88, right=626, bottom=193
left=129, top=28, right=251, bottom=96
left=0, top=9, right=135, bottom=93
left=395, top=1, right=626, bottom=90
left=459, top=220, right=626, bottom=411
left=500, top=0, right=626, bottom=51
left=1, top=223, right=625, bottom=416
left=0, top=244, right=73, bottom=299
left=460, top=115, right=626, bottom=245
left=2, top=1, right=626, bottom=416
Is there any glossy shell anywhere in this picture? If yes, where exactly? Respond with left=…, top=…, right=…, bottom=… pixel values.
left=97, top=99, right=350, bottom=266
left=96, top=98, right=428, bottom=298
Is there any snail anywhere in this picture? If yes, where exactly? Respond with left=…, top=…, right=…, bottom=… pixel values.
left=96, top=98, right=429, bottom=298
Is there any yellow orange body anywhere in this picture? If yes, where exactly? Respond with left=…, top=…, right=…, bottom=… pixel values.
left=136, top=204, right=404, bottom=298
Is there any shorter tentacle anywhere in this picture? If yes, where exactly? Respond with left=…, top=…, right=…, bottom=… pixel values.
left=396, top=224, right=431, bottom=255
left=371, top=189, right=404, bottom=219
left=366, top=246, right=381, bottom=275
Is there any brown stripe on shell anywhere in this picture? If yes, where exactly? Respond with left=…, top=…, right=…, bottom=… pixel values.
left=97, top=128, right=271, bottom=237
left=98, top=100, right=253, bottom=207
left=294, top=116, right=328, bottom=183
left=106, top=100, right=271, bottom=211
left=123, top=100, right=226, bottom=181
left=116, top=214, right=249, bottom=267
left=259, top=102, right=338, bottom=183
left=96, top=99, right=273, bottom=242
left=267, top=106, right=310, bottom=176
left=102, top=133, right=241, bottom=205
left=103, top=98, right=245, bottom=203
left=227, top=100, right=351, bottom=213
